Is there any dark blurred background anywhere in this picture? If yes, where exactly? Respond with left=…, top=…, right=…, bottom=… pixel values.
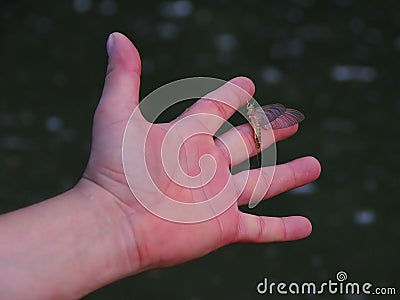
left=1, top=0, right=399, bottom=299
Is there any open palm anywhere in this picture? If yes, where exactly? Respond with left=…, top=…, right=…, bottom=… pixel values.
left=82, top=33, right=321, bottom=273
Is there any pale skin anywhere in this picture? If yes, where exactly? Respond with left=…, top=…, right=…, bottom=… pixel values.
left=0, top=32, right=321, bottom=299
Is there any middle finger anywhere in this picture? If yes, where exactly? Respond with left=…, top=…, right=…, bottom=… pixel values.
left=215, top=123, right=298, bottom=166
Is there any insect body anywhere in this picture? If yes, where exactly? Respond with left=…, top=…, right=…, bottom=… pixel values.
left=247, top=102, right=305, bottom=150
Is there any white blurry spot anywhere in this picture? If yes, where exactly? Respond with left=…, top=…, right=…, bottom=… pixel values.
left=331, top=65, right=376, bottom=83
left=354, top=210, right=376, bottom=226
left=287, top=39, right=304, bottom=57
left=260, top=66, right=282, bottom=84
left=215, top=33, right=236, bottom=53
left=159, top=0, right=193, bottom=18
left=290, top=182, right=317, bottom=195
left=98, top=0, right=118, bottom=17
left=157, top=23, right=180, bottom=40
left=45, top=116, right=63, bottom=133
left=73, top=0, right=92, bottom=13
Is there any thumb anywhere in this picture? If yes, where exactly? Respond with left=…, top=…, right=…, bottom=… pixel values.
left=98, top=32, right=142, bottom=120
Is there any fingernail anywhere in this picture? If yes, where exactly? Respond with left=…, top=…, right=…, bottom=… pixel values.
left=107, top=33, right=115, bottom=56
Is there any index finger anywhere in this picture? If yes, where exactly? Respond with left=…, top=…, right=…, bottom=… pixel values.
left=173, top=77, right=255, bottom=134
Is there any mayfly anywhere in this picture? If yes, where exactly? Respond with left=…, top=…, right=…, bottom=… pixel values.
left=247, top=102, right=305, bottom=150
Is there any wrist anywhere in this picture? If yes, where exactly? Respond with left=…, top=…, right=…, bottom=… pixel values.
left=71, top=178, right=142, bottom=291
left=0, top=178, right=141, bottom=299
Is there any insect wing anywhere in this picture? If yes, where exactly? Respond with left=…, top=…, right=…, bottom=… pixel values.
left=260, top=103, right=286, bottom=122
left=259, top=103, right=305, bottom=129
left=250, top=103, right=284, bottom=128
left=269, top=109, right=305, bottom=129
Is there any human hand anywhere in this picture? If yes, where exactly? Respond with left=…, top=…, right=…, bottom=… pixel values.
left=81, top=32, right=321, bottom=274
